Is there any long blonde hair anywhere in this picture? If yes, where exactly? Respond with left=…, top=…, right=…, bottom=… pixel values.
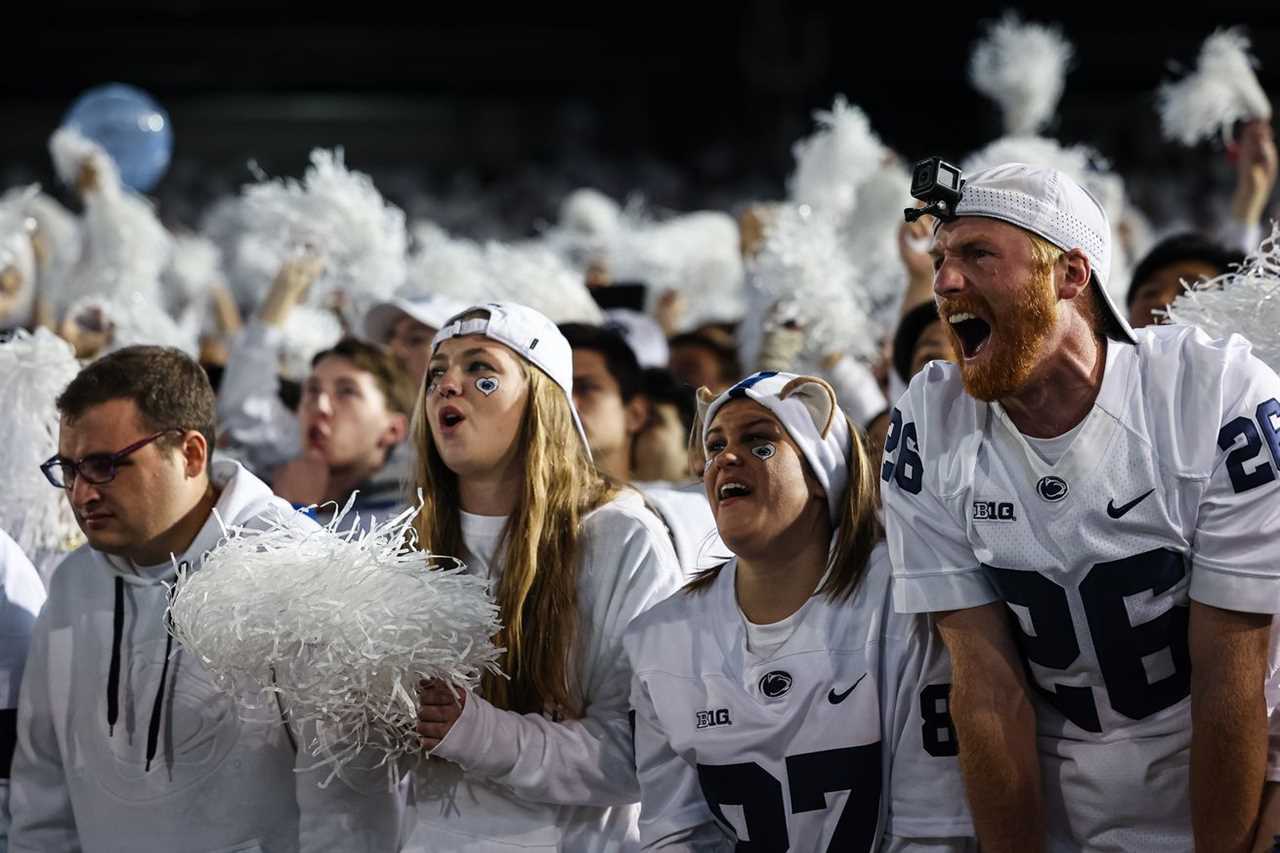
left=410, top=357, right=615, bottom=715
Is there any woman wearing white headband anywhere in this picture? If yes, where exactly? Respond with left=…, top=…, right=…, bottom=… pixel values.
left=624, top=371, right=975, bottom=851
left=402, top=302, right=683, bottom=852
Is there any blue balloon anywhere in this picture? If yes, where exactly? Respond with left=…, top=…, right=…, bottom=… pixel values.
left=61, top=83, right=173, bottom=193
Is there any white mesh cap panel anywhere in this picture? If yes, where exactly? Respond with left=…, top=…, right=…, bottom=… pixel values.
left=955, top=163, right=1111, bottom=289
left=952, top=161, right=1135, bottom=343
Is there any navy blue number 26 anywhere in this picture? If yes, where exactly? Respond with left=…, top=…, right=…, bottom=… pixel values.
left=987, top=548, right=1190, bottom=733
left=881, top=408, right=923, bottom=495
left=1217, top=398, right=1280, bottom=494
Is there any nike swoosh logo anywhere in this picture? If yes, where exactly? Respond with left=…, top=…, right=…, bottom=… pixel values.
left=1107, top=488, right=1155, bottom=519
left=828, top=672, right=868, bottom=705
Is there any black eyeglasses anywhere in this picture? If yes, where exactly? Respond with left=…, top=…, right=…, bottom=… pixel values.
left=40, top=429, right=186, bottom=489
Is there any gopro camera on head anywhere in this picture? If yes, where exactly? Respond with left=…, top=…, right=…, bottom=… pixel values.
left=904, top=157, right=965, bottom=223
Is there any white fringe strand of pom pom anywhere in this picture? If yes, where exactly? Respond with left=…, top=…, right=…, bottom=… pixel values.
left=1161, top=221, right=1280, bottom=373
left=1158, top=28, right=1273, bottom=147
left=166, top=497, right=502, bottom=786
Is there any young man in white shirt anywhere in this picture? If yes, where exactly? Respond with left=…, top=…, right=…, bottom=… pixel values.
left=10, top=345, right=403, bottom=853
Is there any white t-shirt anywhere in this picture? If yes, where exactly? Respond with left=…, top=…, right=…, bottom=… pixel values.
left=882, top=325, right=1280, bottom=851
left=459, top=510, right=508, bottom=580
left=1022, top=415, right=1088, bottom=467
left=624, top=544, right=973, bottom=852
left=405, top=490, right=684, bottom=852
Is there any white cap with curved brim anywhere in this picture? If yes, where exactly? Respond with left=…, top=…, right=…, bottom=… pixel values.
left=363, top=294, right=470, bottom=344
left=602, top=308, right=670, bottom=368
left=952, top=162, right=1137, bottom=344
left=432, top=301, right=592, bottom=459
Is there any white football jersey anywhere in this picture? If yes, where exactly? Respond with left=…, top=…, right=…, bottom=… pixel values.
left=624, top=544, right=973, bottom=852
left=883, top=325, right=1280, bottom=852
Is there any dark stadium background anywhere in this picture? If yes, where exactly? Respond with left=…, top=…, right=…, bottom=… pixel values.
left=2, top=2, right=1277, bottom=237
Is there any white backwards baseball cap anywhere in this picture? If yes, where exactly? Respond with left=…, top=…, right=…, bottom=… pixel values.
left=602, top=308, right=670, bottom=368
left=699, top=371, right=852, bottom=524
left=363, top=294, right=470, bottom=343
left=432, top=301, right=592, bottom=457
left=952, top=162, right=1137, bottom=344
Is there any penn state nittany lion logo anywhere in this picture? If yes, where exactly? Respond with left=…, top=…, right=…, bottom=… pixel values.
left=1036, top=475, right=1069, bottom=502
left=759, top=670, right=792, bottom=698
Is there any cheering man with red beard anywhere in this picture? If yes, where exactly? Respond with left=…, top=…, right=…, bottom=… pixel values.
left=881, top=162, right=1280, bottom=853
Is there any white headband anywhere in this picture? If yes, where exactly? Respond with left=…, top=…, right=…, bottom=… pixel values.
left=700, top=371, right=852, bottom=524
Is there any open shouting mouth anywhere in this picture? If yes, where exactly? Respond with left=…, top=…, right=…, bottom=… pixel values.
left=946, top=311, right=993, bottom=359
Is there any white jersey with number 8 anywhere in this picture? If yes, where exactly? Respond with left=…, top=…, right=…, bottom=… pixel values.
left=624, top=544, right=973, bottom=852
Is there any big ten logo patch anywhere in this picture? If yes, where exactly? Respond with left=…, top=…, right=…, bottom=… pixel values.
left=696, top=708, right=733, bottom=729
left=972, top=500, right=1017, bottom=522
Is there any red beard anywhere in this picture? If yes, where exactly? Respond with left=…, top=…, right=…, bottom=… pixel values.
left=937, top=269, right=1057, bottom=402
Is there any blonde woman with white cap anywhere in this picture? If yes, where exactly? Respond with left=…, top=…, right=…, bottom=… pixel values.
left=624, top=371, right=974, bottom=852
left=402, top=301, right=683, bottom=852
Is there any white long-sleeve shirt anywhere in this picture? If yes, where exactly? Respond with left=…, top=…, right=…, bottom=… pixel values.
left=216, top=320, right=301, bottom=477
left=403, top=489, right=684, bottom=852
left=8, top=460, right=405, bottom=853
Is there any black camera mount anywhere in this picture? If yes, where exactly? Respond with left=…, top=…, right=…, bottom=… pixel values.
left=904, top=157, right=966, bottom=224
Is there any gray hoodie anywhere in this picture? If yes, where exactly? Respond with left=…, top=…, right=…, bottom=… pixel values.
left=8, top=460, right=405, bottom=853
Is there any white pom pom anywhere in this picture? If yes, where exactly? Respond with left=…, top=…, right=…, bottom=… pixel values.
left=65, top=292, right=197, bottom=357
left=785, top=97, right=910, bottom=340
left=835, top=159, right=913, bottom=332
left=52, top=184, right=172, bottom=316
left=1158, top=28, right=1273, bottom=146
left=480, top=241, right=603, bottom=324
left=201, top=195, right=265, bottom=311
left=21, top=191, right=82, bottom=301
left=49, top=126, right=123, bottom=191
left=611, top=211, right=746, bottom=330
left=558, top=188, right=621, bottom=241
left=1161, top=222, right=1280, bottom=372
left=278, top=306, right=344, bottom=382
left=743, top=205, right=874, bottom=368
left=406, top=225, right=603, bottom=324
left=162, top=234, right=224, bottom=319
left=544, top=190, right=746, bottom=330
left=0, top=187, right=39, bottom=330
left=0, top=329, right=84, bottom=557
left=167, top=499, right=502, bottom=783
left=403, top=224, right=491, bottom=303
left=46, top=128, right=169, bottom=318
left=788, top=96, right=885, bottom=218
left=236, top=149, right=408, bottom=314
left=970, top=13, right=1074, bottom=136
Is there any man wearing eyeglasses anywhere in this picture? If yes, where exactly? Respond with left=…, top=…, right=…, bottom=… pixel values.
left=9, top=346, right=404, bottom=852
